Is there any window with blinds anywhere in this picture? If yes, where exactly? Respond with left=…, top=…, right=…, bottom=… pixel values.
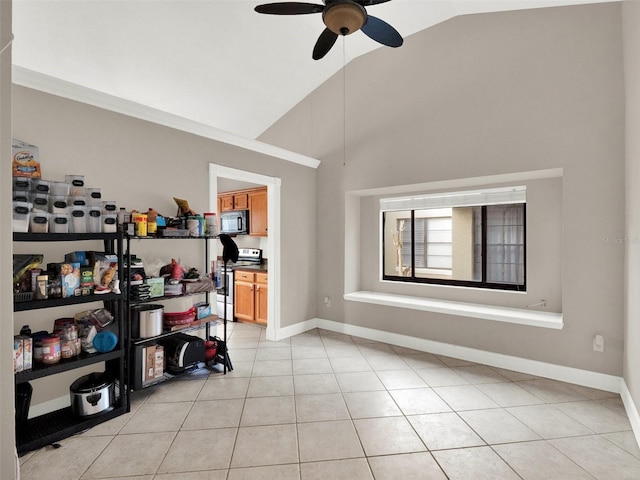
left=382, top=187, right=526, bottom=291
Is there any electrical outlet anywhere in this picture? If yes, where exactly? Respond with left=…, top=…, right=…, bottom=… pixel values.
left=323, top=296, right=331, bottom=308
left=593, top=335, right=604, bottom=352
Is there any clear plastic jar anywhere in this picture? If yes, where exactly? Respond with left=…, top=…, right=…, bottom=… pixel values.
left=41, top=335, right=61, bottom=365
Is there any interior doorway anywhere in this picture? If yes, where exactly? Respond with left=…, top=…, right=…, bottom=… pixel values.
left=209, top=164, right=281, bottom=341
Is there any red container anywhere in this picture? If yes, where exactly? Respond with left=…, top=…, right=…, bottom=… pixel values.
left=163, top=307, right=196, bottom=326
left=41, top=335, right=61, bottom=365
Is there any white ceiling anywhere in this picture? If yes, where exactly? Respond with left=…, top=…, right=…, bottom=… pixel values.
left=12, top=0, right=611, bottom=141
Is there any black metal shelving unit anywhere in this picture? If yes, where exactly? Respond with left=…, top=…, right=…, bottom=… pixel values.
left=125, top=234, right=228, bottom=391
left=13, top=232, right=129, bottom=455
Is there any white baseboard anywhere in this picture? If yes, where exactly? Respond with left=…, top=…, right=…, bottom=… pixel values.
left=30, top=319, right=638, bottom=450
left=278, top=317, right=623, bottom=393
left=620, top=380, right=640, bottom=448
left=275, top=318, right=319, bottom=341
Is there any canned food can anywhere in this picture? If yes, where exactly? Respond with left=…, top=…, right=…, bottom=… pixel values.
left=132, top=213, right=148, bottom=236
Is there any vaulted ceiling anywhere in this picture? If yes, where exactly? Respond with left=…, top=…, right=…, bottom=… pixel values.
left=12, top=0, right=611, bottom=141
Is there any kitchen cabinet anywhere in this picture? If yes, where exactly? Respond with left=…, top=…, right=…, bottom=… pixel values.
left=255, top=272, right=268, bottom=324
left=218, top=186, right=267, bottom=237
left=125, top=233, right=228, bottom=391
left=234, top=269, right=267, bottom=325
left=249, top=188, right=268, bottom=237
left=13, top=232, right=129, bottom=455
left=219, top=192, right=248, bottom=212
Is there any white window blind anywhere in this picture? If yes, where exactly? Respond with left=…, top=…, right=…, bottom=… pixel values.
left=381, top=186, right=526, bottom=212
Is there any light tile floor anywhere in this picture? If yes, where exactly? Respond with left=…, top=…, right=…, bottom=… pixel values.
left=19, top=322, right=640, bottom=479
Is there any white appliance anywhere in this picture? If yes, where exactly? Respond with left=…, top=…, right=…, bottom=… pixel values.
left=215, top=248, right=262, bottom=322
left=216, top=269, right=234, bottom=321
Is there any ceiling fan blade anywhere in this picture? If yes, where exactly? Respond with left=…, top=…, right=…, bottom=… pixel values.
left=358, top=0, right=392, bottom=5
left=254, top=2, right=324, bottom=15
left=361, top=15, right=403, bottom=47
left=312, top=28, right=339, bottom=60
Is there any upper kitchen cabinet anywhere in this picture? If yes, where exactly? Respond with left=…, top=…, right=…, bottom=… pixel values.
left=249, top=188, right=268, bottom=237
left=219, top=192, right=248, bottom=212
left=218, top=186, right=267, bottom=237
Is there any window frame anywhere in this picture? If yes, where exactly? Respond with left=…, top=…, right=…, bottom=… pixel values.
left=382, top=194, right=527, bottom=292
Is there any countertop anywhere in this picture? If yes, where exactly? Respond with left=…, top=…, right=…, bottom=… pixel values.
left=233, top=264, right=268, bottom=273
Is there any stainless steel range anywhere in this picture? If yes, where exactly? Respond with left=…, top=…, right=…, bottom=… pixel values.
left=234, top=248, right=262, bottom=268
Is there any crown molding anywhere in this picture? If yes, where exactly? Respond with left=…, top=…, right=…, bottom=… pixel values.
left=12, top=66, right=321, bottom=170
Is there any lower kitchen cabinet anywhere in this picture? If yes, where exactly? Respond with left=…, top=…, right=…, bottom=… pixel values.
left=234, top=270, right=267, bottom=325
left=255, top=272, right=268, bottom=324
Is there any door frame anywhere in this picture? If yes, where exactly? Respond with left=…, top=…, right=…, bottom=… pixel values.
left=209, top=164, right=281, bottom=341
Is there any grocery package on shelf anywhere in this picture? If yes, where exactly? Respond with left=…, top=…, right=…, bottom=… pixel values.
left=12, top=139, right=41, bottom=179
left=12, top=249, right=119, bottom=303
left=74, top=308, right=114, bottom=354
left=13, top=254, right=44, bottom=303
left=141, top=344, right=164, bottom=383
left=11, top=139, right=119, bottom=234
left=14, top=309, right=116, bottom=370
left=13, top=335, right=33, bottom=373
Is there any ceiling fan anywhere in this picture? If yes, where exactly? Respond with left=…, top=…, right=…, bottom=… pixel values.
left=254, top=0, right=403, bottom=60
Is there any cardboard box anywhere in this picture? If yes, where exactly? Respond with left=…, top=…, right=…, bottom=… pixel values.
left=12, top=139, right=41, bottom=178
left=144, top=345, right=156, bottom=382
left=19, top=336, right=32, bottom=371
left=194, top=302, right=211, bottom=319
left=60, top=262, right=81, bottom=298
left=13, top=337, right=23, bottom=373
left=154, top=345, right=164, bottom=378
left=80, top=265, right=95, bottom=290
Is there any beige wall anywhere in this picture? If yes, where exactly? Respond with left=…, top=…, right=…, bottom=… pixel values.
left=9, top=86, right=318, bottom=409
left=1, top=1, right=17, bottom=478
left=261, top=4, right=625, bottom=375
left=2, top=2, right=638, bottom=473
left=623, top=0, right=640, bottom=416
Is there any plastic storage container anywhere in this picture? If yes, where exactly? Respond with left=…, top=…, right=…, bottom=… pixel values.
left=102, top=214, right=117, bottom=233
left=29, top=211, right=49, bottom=233
left=49, top=181, right=70, bottom=196
left=50, top=213, right=70, bottom=233
left=87, top=207, right=102, bottom=233
left=12, top=191, right=30, bottom=203
left=86, top=188, right=102, bottom=205
left=65, top=175, right=85, bottom=196
left=102, top=200, right=117, bottom=215
left=13, top=177, right=31, bottom=191
left=30, top=192, right=50, bottom=212
left=68, top=195, right=86, bottom=207
left=41, top=335, right=61, bottom=365
left=12, top=201, right=32, bottom=232
left=50, top=195, right=69, bottom=214
left=31, top=179, right=51, bottom=194
left=204, top=212, right=217, bottom=236
left=70, top=206, right=88, bottom=233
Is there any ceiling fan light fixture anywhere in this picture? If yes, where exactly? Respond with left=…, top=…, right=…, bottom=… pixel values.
left=323, top=2, right=366, bottom=36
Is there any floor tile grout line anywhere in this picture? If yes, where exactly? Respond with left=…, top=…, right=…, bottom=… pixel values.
left=21, top=324, right=640, bottom=479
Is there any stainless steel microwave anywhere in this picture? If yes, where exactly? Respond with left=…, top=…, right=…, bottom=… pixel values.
left=220, top=210, right=249, bottom=235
